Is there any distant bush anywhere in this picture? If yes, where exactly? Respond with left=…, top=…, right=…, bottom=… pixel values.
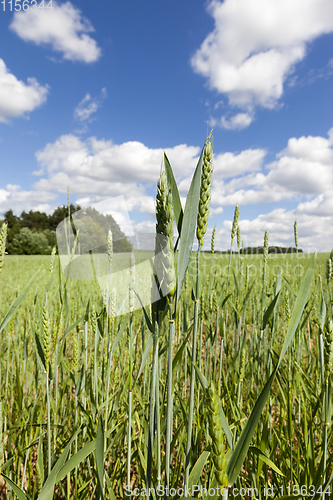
left=8, top=228, right=53, bottom=255
left=1, top=204, right=132, bottom=255
left=43, top=228, right=57, bottom=248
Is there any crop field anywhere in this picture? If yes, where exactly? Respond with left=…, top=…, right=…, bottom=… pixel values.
left=0, top=137, right=332, bottom=500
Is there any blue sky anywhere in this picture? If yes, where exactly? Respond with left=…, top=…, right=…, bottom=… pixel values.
left=1, top=0, right=333, bottom=252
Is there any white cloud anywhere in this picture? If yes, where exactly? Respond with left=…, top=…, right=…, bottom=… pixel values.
left=278, top=131, right=333, bottom=163
left=10, top=1, right=101, bottom=63
left=33, top=129, right=333, bottom=222
left=74, top=94, right=98, bottom=121
left=296, top=193, right=333, bottom=216
left=213, top=207, right=333, bottom=253
left=266, top=130, right=333, bottom=195
left=2, top=129, right=332, bottom=252
left=133, top=220, right=156, bottom=233
left=192, top=0, right=333, bottom=111
left=210, top=207, right=223, bottom=215
left=220, top=112, right=254, bottom=130
left=74, top=88, right=107, bottom=122
left=0, top=184, right=56, bottom=216
left=35, top=134, right=200, bottom=187
left=214, top=148, right=266, bottom=178
left=208, top=128, right=333, bottom=210
left=177, top=148, right=265, bottom=195
left=31, top=135, right=201, bottom=223
left=0, top=59, right=48, bottom=123
left=266, top=156, right=333, bottom=195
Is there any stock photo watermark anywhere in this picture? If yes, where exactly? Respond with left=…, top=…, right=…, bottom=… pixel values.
left=124, top=484, right=331, bottom=498
left=56, top=196, right=176, bottom=318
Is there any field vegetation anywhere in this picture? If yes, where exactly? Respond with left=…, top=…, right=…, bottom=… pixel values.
left=0, top=134, right=332, bottom=500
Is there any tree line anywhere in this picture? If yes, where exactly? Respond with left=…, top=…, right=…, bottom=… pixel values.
left=1, top=205, right=133, bottom=255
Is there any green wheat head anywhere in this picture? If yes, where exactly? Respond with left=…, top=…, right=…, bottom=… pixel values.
left=155, top=169, right=176, bottom=299
left=324, top=320, right=333, bottom=384
left=231, top=204, right=240, bottom=245
left=211, top=225, right=216, bottom=254
left=0, top=222, right=8, bottom=274
left=197, top=138, right=214, bottom=248
left=42, top=305, right=50, bottom=370
left=206, top=381, right=228, bottom=489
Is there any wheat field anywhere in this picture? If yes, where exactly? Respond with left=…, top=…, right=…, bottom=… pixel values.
left=0, top=136, right=332, bottom=500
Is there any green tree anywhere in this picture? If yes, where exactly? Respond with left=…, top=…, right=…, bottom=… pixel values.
left=74, top=216, right=108, bottom=254
left=20, top=210, right=49, bottom=231
left=4, top=209, right=19, bottom=228
left=4, top=210, right=21, bottom=248
left=9, top=228, right=52, bottom=255
left=1, top=203, right=132, bottom=254
left=43, top=229, right=57, bottom=248
left=75, top=207, right=132, bottom=253
left=50, top=204, right=81, bottom=230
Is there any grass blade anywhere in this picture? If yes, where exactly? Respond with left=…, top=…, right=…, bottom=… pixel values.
left=34, top=329, right=46, bottom=371
left=278, top=253, right=315, bottom=369
left=95, top=414, right=105, bottom=499
left=133, top=335, right=153, bottom=387
left=188, top=449, right=210, bottom=489
left=0, top=474, right=30, bottom=500
left=227, top=254, right=316, bottom=486
left=39, top=430, right=79, bottom=500
left=193, top=363, right=208, bottom=391
left=227, top=368, right=277, bottom=485
left=176, top=146, right=204, bottom=307
left=164, top=152, right=183, bottom=236
left=249, top=446, right=285, bottom=476
left=261, top=291, right=280, bottom=331
left=0, top=269, right=40, bottom=333
left=56, top=439, right=96, bottom=482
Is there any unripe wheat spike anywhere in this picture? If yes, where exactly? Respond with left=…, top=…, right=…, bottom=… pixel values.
left=231, top=204, right=240, bottom=245
left=294, top=220, right=298, bottom=250
left=211, top=225, right=216, bottom=254
left=0, top=222, right=8, bottom=274
left=197, top=137, right=214, bottom=248
left=155, top=169, right=176, bottom=299
left=206, top=381, right=228, bottom=490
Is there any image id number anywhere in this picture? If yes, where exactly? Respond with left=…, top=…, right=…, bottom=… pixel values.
left=280, top=484, right=331, bottom=496
left=2, top=0, right=53, bottom=11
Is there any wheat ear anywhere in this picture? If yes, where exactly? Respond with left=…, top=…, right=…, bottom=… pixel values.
left=197, top=139, right=214, bottom=248
left=0, top=222, right=8, bottom=274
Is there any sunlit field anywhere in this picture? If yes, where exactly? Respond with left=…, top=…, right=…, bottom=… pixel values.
left=0, top=138, right=332, bottom=500
left=0, top=248, right=332, bottom=499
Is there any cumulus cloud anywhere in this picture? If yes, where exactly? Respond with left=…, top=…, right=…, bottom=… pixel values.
left=214, top=148, right=266, bottom=178
left=266, top=156, right=333, bottom=195
left=266, top=130, right=333, bottom=195
left=278, top=132, right=333, bottom=163
left=34, top=134, right=200, bottom=188
left=209, top=128, right=333, bottom=211
left=2, top=129, right=332, bottom=251
left=0, top=59, right=48, bottom=123
left=214, top=208, right=333, bottom=253
left=210, top=207, right=223, bottom=215
left=175, top=148, right=265, bottom=196
left=192, top=0, right=333, bottom=112
left=31, top=135, right=201, bottom=223
left=10, top=1, right=101, bottom=63
left=220, top=112, right=254, bottom=130
left=0, top=184, right=55, bottom=216
left=133, top=220, right=156, bottom=233
left=32, top=129, right=333, bottom=220
left=74, top=88, right=107, bottom=122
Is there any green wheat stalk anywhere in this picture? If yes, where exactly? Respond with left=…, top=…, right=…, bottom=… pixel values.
left=185, top=132, right=213, bottom=489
